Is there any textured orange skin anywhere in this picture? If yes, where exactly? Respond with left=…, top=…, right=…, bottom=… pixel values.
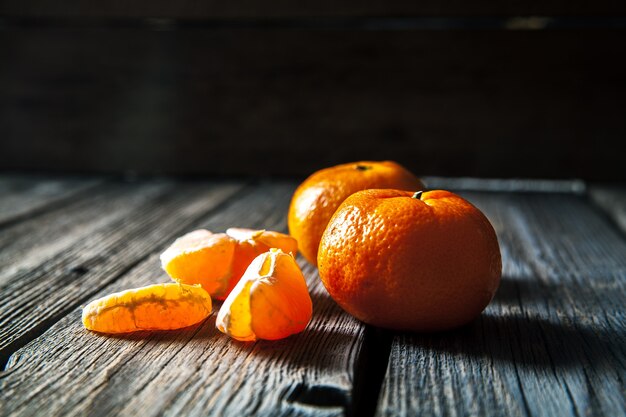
left=318, top=189, right=502, bottom=332
left=82, top=283, right=212, bottom=334
left=288, top=161, right=424, bottom=266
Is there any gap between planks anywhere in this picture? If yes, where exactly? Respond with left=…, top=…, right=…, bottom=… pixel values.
left=0, top=181, right=372, bottom=417
left=376, top=191, right=626, bottom=417
left=2, top=177, right=613, bottom=417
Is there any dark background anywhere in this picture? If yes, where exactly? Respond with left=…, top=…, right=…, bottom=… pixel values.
left=1, top=2, right=625, bottom=180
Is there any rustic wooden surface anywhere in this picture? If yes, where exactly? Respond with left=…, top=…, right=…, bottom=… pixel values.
left=0, top=175, right=625, bottom=417
left=0, top=175, right=102, bottom=227
left=589, top=185, right=626, bottom=234
left=377, top=190, right=626, bottom=416
left=1, top=0, right=625, bottom=18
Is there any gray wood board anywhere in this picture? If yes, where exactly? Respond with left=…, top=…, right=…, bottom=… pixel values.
left=0, top=174, right=102, bottom=227
left=1, top=0, right=624, bottom=18
left=377, top=192, right=626, bottom=417
left=0, top=181, right=364, bottom=417
left=423, top=177, right=586, bottom=194
left=0, top=179, right=244, bottom=363
left=588, top=185, right=626, bottom=235
left=0, top=181, right=172, bottom=286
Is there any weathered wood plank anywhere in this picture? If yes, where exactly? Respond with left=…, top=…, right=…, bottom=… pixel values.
left=0, top=179, right=244, bottom=364
left=0, top=181, right=365, bottom=417
left=1, top=0, right=625, bottom=18
left=423, top=177, right=586, bottom=194
left=0, top=174, right=102, bottom=227
left=377, top=192, right=626, bottom=417
left=1, top=27, right=624, bottom=180
left=0, top=181, right=170, bottom=286
left=588, top=184, right=626, bottom=235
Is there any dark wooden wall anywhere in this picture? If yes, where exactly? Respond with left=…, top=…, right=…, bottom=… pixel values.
left=1, top=2, right=625, bottom=180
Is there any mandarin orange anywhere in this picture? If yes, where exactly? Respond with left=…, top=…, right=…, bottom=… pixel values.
left=216, top=248, right=312, bottom=341
left=225, top=228, right=298, bottom=299
left=82, top=283, right=212, bottom=334
left=318, top=189, right=501, bottom=331
left=161, top=228, right=296, bottom=300
left=160, top=230, right=235, bottom=299
left=288, top=161, right=424, bottom=266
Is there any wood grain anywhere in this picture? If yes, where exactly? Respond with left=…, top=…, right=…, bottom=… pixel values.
left=1, top=27, right=624, bottom=180
left=588, top=185, right=626, bottom=235
left=0, top=181, right=168, bottom=286
left=0, top=174, right=102, bottom=227
left=377, top=192, right=626, bottom=416
left=1, top=0, right=624, bottom=18
left=423, top=177, right=586, bottom=194
left=1, top=178, right=625, bottom=417
left=0, top=179, right=244, bottom=365
left=0, top=181, right=365, bottom=417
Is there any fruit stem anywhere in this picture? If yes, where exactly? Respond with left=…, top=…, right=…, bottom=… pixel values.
left=412, top=191, right=423, bottom=200
left=355, top=165, right=372, bottom=171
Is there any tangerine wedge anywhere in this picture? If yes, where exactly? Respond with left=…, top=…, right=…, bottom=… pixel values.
left=82, top=283, right=212, bottom=334
left=225, top=228, right=298, bottom=299
left=216, top=248, right=312, bottom=341
left=161, top=228, right=297, bottom=301
left=160, top=230, right=235, bottom=299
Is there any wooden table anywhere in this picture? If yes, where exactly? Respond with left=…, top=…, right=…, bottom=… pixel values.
left=0, top=175, right=624, bottom=417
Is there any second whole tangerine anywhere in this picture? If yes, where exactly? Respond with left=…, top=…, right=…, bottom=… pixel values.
left=317, top=189, right=502, bottom=332
left=288, top=160, right=424, bottom=266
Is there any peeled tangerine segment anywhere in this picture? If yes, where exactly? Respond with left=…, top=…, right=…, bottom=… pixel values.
left=216, top=248, right=312, bottom=341
left=224, top=228, right=299, bottom=299
left=82, top=283, right=212, bottom=334
left=160, top=230, right=235, bottom=299
left=226, top=228, right=298, bottom=256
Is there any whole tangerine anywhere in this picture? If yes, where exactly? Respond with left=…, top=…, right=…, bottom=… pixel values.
left=317, top=189, right=501, bottom=331
left=288, top=161, right=424, bottom=266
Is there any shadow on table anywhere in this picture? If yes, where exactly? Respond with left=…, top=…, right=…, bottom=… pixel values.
left=397, top=313, right=624, bottom=371
left=491, top=276, right=552, bottom=304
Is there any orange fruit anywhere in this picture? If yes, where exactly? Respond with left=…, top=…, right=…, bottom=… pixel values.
left=288, top=161, right=424, bottom=265
left=160, top=230, right=235, bottom=299
left=160, top=228, right=297, bottom=300
left=318, top=189, right=501, bottom=331
left=225, top=227, right=298, bottom=299
left=216, top=248, right=312, bottom=341
left=82, top=283, right=212, bottom=334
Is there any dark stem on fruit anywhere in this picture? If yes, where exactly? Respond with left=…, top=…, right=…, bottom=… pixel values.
left=412, top=191, right=423, bottom=200
left=355, top=165, right=372, bottom=171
